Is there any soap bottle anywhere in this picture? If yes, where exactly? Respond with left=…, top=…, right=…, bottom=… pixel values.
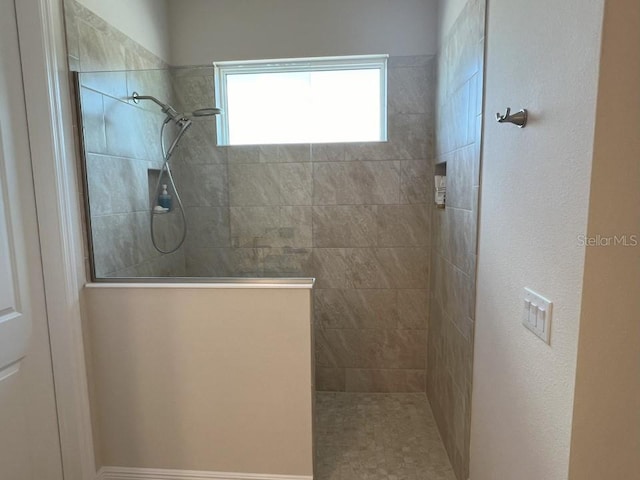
left=158, top=184, right=172, bottom=211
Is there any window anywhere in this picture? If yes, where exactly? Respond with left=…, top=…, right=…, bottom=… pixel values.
left=214, top=55, right=388, bottom=146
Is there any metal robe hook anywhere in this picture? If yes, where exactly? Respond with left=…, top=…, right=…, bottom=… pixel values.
left=496, top=107, right=528, bottom=128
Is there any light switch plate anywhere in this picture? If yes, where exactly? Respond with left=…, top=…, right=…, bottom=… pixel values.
left=522, top=288, right=552, bottom=344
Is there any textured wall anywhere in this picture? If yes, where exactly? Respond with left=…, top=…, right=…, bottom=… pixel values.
left=66, top=0, right=186, bottom=278
left=427, top=0, right=485, bottom=478
left=470, top=0, right=604, bottom=478
left=167, top=0, right=438, bottom=65
left=170, top=56, right=435, bottom=392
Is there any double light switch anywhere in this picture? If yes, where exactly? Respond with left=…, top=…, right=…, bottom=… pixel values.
left=523, top=288, right=552, bottom=344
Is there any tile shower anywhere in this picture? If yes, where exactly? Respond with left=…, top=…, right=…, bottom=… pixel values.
left=66, top=0, right=484, bottom=478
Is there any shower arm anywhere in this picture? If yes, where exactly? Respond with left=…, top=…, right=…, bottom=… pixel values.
left=132, top=92, right=186, bottom=124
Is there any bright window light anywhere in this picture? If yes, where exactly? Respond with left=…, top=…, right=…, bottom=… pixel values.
left=214, top=55, right=388, bottom=146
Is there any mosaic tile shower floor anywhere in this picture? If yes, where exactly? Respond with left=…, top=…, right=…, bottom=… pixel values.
left=315, top=393, right=456, bottom=480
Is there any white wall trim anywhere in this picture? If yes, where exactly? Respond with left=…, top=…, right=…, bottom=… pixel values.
left=98, top=467, right=313, bottom=480
left=14, top=1, right=97, bottom=479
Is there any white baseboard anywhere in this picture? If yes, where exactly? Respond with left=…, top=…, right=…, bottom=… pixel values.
left=97, top=466, right=313, bottom=480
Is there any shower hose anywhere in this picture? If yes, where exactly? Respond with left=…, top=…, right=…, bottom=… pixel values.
left=149, top=117, right=191, bottom=254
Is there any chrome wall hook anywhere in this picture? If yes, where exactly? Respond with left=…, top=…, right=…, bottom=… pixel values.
left=496, top=108, right=528, bottom=128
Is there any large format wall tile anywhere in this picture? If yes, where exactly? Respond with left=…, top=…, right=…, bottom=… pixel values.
left=314, top=289, right=398, bottom=329
left=388, top=64, right=433, bottom=115
left=168, top=57, right=435, bottom=391
left=313, top=161, right=400, bottom=205
left=344, top=368, right=425, bottom=393
left=79, top=87, right=106, bottom=154
left=77, top=19, right=126, bottom=72
left=230, top=206, right=312, bottom=248
left=184, top=206, right=230, bottom=248
left=312, top=205, right=378, bottom=248
left=377, top=204, right=430, bottom=247
left=229, top=163, right=312, bottom=206
left=76, top=40, right=438, bottom=393
left=85, top=154, right=148, bottom=216
left=344, top=114, right=430, bottom=161
left=345, top=248, right=429, bottom=289
left=173, top=164, right=228, bottom=207
left=429, top=0, right=485, bottom=478
left=262, top=247, right=312, bottom=277
left=400, top=160, right=432, bottom=204
left=316, top=328, right=426, bottom=369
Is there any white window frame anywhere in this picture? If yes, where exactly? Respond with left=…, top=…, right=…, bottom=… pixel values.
left=213, top=54, right=388, bottom=146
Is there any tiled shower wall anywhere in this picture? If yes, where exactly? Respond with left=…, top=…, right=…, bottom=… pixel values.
left=66, top=0, right=439, bottom=392
left=65, top=0, right=186, bottom=277
left=427, top=0, right=485, bottom=478
left=170, top=58, right=436, bottom=392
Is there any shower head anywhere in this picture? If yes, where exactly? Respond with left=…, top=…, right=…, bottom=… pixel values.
left=131, top=92, right=222, bottom=123
left=190, top=107, right=223, bottom=117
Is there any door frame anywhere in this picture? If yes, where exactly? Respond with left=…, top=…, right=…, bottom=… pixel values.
left=14, top=0, right=96, bottom=479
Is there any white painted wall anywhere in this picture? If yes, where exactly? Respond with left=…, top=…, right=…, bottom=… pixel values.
left=167, top=0, right=438, bottom=65
left=437, top=0, right=467, bottom=44
left=470, top=0, right=605, bottom=479
left=77, top=0, right=171, bottom=62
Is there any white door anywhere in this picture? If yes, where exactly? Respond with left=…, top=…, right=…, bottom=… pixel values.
left=0, top=0, right=65, bottom=478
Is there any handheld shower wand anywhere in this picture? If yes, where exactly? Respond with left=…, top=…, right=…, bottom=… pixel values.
left=130, top=92, right=222, bottom=254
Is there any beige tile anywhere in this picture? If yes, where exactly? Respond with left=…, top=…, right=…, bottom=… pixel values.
left=316, top=368, right=346, bottom=392
left=85, top=154, right=147, bottom=216
left=400, top=160, right=433, bottom=204
left=344, top=369, right=425, bottom=393
left=185, top=247, right=262, bottom=277
left=311, top=143, right=345, bottom=162
left=344, top=114, right=430, bottom=161
left=277, top=144, right=312, bottom=163
left=345, top=248, right=429, bottom=289
left=184, top=206, right=230, bottom=248
left=103, top=97, right=165, bottom=161
left=79, top=88, right=106, bottom=154
left=278, top=163, right=313, bottom=205
left=316, top=328, right=426, bottom=369
left=172, top=70, right=215, bottom=113
left=398, top=289, right=429, bottom=329
left=430, top=253, right=473, bottom=334
left=262, top=247, right=312, bottom=277
left=173, top=164, right=228, bottom=207
left=446, top=145, right=475, bottom=210
left=77, top=19, right=126, bottom=72
left=377, top=205, right=430, bottom=247
left=227, top=145, right=260, bottom=164
left=432, top=206, right=476, bottom=275
left=126, top=70, right=174, bottom=114
left=312, top=248, right=348, bottom=289
left=175, top=121, right=226, bottom=165
left=230, top=206, right=312, bottom=248
left=228, top=163, right=311, bottom=206
left=64, top=0, right=80, bottom=59
left=388, top=66, right=432, bottom=115
left=313, top=161, right=400, bottom=205
left=79, top=71, right=128, bottom=101
left=314, top=289, right=398, bottom=329
left=228, top=163, right=279, bottom=206
left=313, top=205, right=377, bottom=247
